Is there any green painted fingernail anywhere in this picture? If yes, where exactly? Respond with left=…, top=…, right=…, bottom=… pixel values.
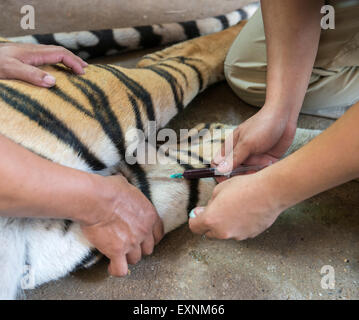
left=189, top=209, right=196, bottom=219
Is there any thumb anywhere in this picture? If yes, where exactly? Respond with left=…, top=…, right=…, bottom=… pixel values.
left=188, top=207, right=210, bottom=235
left=213, top=130, right=238, bottom=166
left=7, top=60, right=56, bottom=87
left=216, top=143, right=250, bottom=174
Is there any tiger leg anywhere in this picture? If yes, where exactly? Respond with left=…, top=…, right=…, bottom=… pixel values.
left=137, top=22, right=247, bottom=89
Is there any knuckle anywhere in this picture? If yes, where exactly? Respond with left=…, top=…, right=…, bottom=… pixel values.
left=202, top=216, right=215, bottom=228
left=128, top=236, right=138, bottom=248
left=29, top=69, right=42, bottom=80
left=147, top=208, right=157, bottom=220
left=60, top=47, right=71, bottom=55
left=239, top=136, right=250, bottom=149
left=0, top=60, right=11, bottom=74
left=234, top=127, right=241, bottom=136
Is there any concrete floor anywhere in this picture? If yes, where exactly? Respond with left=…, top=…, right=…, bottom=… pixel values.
left=1, top=1, right=358, bottom=300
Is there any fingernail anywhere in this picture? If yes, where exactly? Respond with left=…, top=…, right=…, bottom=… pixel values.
left=43, top=74, right=56, bottom=86
left=217, top=160, right=229, bottom=173
left=190, top=207, right=205, bottom=219
left=189, top=209, right=196, bottom=219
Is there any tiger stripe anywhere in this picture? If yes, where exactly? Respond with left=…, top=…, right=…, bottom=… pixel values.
left=155, top=62, right=189, bottom=88
left=237, top=8, right=248, bottom=20
left=215, top=15, right=230, bottom=29
left=156, top=146, right=200, bottom=214
left=179, top=21, right=201, bottom=39
left=134, top=26, right=162, bottom=49
left=93, top=64, right=157, bottom=123
left=0, top=83, right=106, bottom=171
left=65, top=76, right=126, bottom=158
left=54, top=67, right=153, bottom=200
left=128, top=94, right=145, bottom=132
left=49, top=85, right=95, bottom=119
left=166, top=57, right=204, bottom=92
left=144, top=65, right=185, bottom=112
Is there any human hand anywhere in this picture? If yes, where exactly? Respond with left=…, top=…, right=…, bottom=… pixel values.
left=0, top=42, right=87, bottom=87
left=212, top=106, right=297, bottom=175
left=189, top=171, right=283, bottom=240
left=80, top=174, right=164, bottom=277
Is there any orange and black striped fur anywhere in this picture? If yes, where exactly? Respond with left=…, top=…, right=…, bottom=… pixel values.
left=0, top=19, right=321, bottom=299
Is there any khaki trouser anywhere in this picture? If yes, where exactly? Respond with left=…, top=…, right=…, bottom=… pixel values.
left=225, top=2, right=359, bottom=119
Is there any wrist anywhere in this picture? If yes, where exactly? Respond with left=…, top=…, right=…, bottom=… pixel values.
left=257, top=163, right=298, bottom=214
left=262, top=100, right=300, bottom=125
left=73, top=173, right=117, bottom=226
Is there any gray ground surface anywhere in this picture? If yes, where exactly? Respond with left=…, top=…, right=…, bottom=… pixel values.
left=1, top=1, right=358, bottom=300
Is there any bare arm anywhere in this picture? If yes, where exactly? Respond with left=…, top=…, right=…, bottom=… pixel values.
left=190, top=102, right=359, bottom=240
left=0, top=134, right=163, bottom=275
left=0, top=133, right=107, bottom=222
left=214, top=0, right=324, bottom=171
left=271, top=102, right=359, bottom=211
left=262, top=0, right=323, bottom=122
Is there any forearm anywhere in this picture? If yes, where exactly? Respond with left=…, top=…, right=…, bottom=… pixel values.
left=261, top=0, right=323, bottom=122
left=264, top=102, right=359, bottom=211
left=0, top=134, right=111, bottom=225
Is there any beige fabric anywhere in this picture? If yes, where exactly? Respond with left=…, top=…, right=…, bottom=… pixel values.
left=224, top=4, right=359, bottom=119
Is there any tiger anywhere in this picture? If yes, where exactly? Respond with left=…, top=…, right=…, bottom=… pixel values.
left=0, top=8, right=321, bottom=299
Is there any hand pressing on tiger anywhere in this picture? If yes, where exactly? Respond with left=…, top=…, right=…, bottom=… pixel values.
left=0, top=42, right=88, bottom=87
left=80, top=174, right=164, bottom=277
left=0, top=135, right=163, bottom=277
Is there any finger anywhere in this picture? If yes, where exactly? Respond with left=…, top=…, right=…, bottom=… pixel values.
left=244, top=154, right=277, bottom=166
left=188, top=207, right=210, bottom=235
left=4, top=59, right=56, bottom=87
left=61, top=53, right=87, bottom=74
left=213, top=130, right=238, bottom=166
left=205, top=229, right=231, bottom=240
left=153, top=218, right=164, bottom=245
left=141, top=234, right=155, bottom=256
left=27, top=47, right=87, bottom=74
left=108, top=255, right=128, bottom=277
left=216, top=144, right=250, bottom=174
left=205, top=230, right=219, bottom=239
left=214, top=175, right=229, bottom=184
left=126, top=246, right=142, bottom=265
left=41, top=46, right=88, bottom=67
